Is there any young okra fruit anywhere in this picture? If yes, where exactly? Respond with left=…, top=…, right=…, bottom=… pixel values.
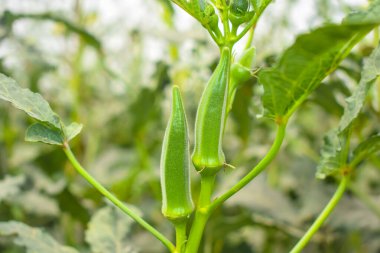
left=160, top=85, right=194, bottom=221
left=192, top=47, right=231, bottom=175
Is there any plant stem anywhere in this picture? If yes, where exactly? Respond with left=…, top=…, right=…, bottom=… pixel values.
left=289, top=176, right=349, bottom=253
left=244, top=26, right=255, bottom=50
left=185, top=175, right=216, bottom=253
left=219, top=0, right=231, bottom=43
left=174, top=220, right=188, bottom=253
left=233, top=0, right=273, bottom=43
left=209, top=123, right=287, bottom=212
left=62, top=144, right=175, bottom=252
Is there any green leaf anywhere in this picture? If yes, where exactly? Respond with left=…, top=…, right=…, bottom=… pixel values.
left=85, top=205, right=137, bottom=253
left=317, top=44, right=380, bottom=178
left=250, top=0, right=270, bottom=11
left=316, top=130, right=348, bottom=179
left=64, top=122, right=83, bottom=142
left=339, top=44, right=380, bottom=131
left=0, top=175, right=25, bottom=203
left=25, top=123, right=64, bottom=145
left=0, top=221, right=79, bottom=253
left=353, top=135, right=380, bottom=163
left=0, top=73, right=61, bottom=129
left=259, top=0, right=380, bottom=120
left=13, top=190, right=60, bottom=217
left=0, top=73, right=83, bottom=144
left=343, top=1, right=380, bottom=25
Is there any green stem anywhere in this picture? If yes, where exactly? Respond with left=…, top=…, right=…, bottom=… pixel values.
left=244, top=26, right=255, bottom=50
left=221, top=1, right=231, bottom=41
left=62, top=144, right=175, bottom=252
left=185, top=175, right=216, bottom=253
left=289, top=176, right=349, bottom=253
left=209, top=123, right=287, bottom=212
left=174, top=220, right=188, bottom=253
left=233, top=0, right=273, bottom=43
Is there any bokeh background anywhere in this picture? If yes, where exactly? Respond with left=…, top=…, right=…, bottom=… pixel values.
left=1, top=0, right=380, bottom=252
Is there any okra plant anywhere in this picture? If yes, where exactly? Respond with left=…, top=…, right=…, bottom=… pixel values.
left=1, top=0, right=380, bottom=252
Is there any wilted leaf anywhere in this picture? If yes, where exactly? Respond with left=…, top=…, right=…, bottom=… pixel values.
left=25, top=123, right=64, bottom=145
left=0, top=221, right=78, bottom=253
left=0, top=175, right=25, bottom=203
left=85, top=204, right=137, bottom=253
left=317, top=44, right=380, bottom=178
left=353, top=135, right=380, bottom=163
left=259, top=0, right=380, bottom=120
left=316, top=130, right=347, bottom=179
left=0, top=73, right=61, bottom=129
left=339, top=44, right=380, bottom=131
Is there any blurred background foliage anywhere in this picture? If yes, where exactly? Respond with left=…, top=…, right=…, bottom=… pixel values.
left=0, top=0, right=380, bottom=252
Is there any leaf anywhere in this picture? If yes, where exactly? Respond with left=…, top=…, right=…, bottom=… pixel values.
left=85, top=205, right=137, bottom=253
left=250, top=0, right=270, bottom=11
left=64, top=122, right=83, bottom=142
left=311, top=80, right=347, bottom=116
left=30, top=168, right=66, bottom=195
left=25, top=123, right=64, bottom=145
left=0, top=73, right=61, bottom=129
left=316, top=130, right=347, bottom=179
left=353, top=134, right=380, bottom=162
left=0, top=221, right=79, bottom=253
left=0, top=73, right=83, bottom=144
left=13, top=190, right=60, bottom=217
left=259, top=0, right=380, bottom=120
left=338, top=44, right=380, bottom=131
left=0, top=175, right=25, bottom=203
left=317, top=43, right=380, bottom=178
left=343, top=1, right=380, bottom=25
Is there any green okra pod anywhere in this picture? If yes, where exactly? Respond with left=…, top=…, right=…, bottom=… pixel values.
left=227, top=46, right=255, bottom=112
left=161, top=85, right=194, bottom=221
left=192, top=47, right=231, bottom=174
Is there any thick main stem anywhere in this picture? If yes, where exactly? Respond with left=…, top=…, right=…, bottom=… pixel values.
left=289, top=176, right=349, bottom=253
left=185, top=175, right=216, bottom=253
left=62, top=144, right=175, bottom=252
left=174, top=220, right=188, bottom=253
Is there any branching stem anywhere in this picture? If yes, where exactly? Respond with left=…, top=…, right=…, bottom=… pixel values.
left=209, top=122, right=287, bottom=212
left=289, top=176, right=349, bottom=253
left=62, top=144, right=175, bottom=252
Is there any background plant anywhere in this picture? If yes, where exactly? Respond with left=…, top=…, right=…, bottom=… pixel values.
left=0, top=0, right=380, bottom=253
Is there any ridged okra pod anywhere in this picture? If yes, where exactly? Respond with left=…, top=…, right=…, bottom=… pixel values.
left=161, top=86, right=194, bottom=220
left=192, top=47, right=231, bottom=174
